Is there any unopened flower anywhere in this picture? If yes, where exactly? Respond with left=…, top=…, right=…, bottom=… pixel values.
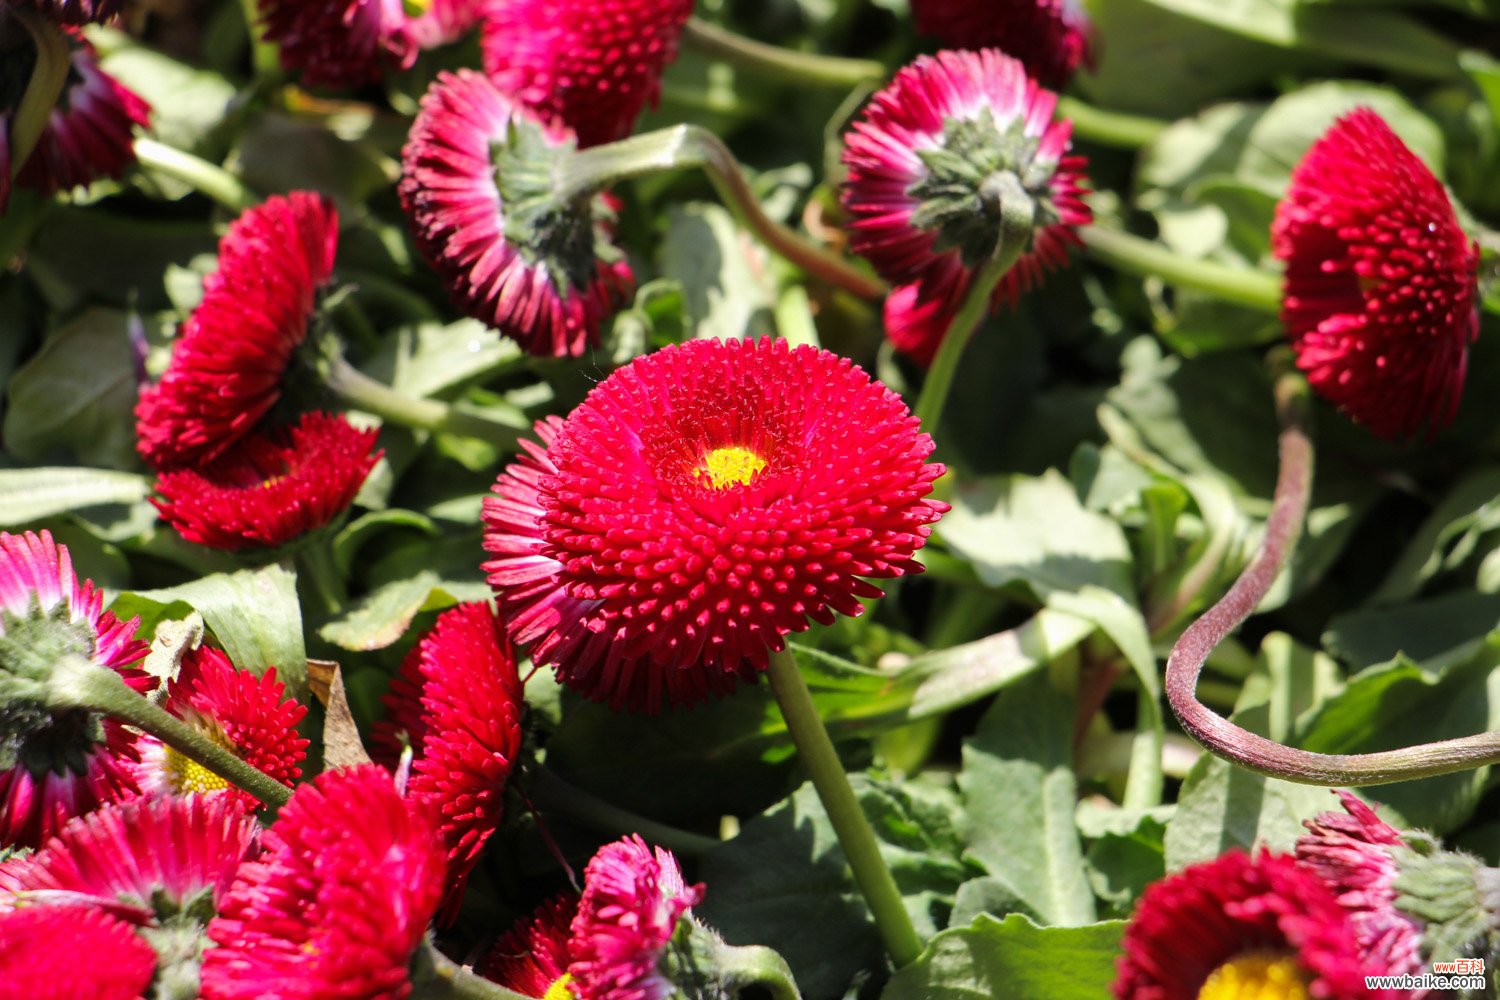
left=909, top=0, right=1095, bottom=89
left=151, top=411, right=381, bottom=551
left=0, top=905, right=156, bottom=999
left=399, top=69, right=633, bottom=357
left=200, top=765, right=446, bottom=1000
left=483, top=337, right=947, bottom=711
left=257, top=0, right=415, bottom=88
left=371, top=602, right=524, bottom=919
left=135, top=192, right=339, bottom=470
left=1273, top=108, right=1479, bottom=440
left=841, top=48, right=1091, bottom=365
left=1114, top=849, right=1385, bottom=1000
left=477, top=894, right=579, bottom=999
left=134, top=646, right=308, bottom=810
left=480, top=0, right=694, bottom=147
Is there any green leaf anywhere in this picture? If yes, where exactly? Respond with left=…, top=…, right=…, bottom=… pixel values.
left=95, top=34, right=238, bottom=156
left=0, top=467, right=152, bottom=527
left=658, top=203, right=776, bottom=341
left=1323, top=591, right=1500, bottom=673
left=1372, top=465, right=1500, bottom=604
left=879, top=914, right=1124, bottom=1000
left=317, top=570, right=453, bottom=651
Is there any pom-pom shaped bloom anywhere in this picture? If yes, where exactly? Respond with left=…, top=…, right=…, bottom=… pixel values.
left=399, top=69, right=633, bottom=357
left=12, top=0, right=120, bottom=24
left=257, top=0, right=415, bottom=88
left=407, top=0, right=489, bottom=48
left=483, top=337, right=948, bottom=711
left=1273, top=108, right=1480, bottom=440
left=201, top=765, right=446, bottom=1000
left=135, top=192, right=339, bottom=470
left=477, top=894, right=579, bottom=998
left=570, top=836, right=702, bottom=1000
left=480, top=0, right=694, bottom=147
left=151, top=412, right=381, bottom=551
left=910, top=0, right=1095, bottom=89
left=135, top=646, right=308, bottom=809
left=371, top=602, right=524, bottom=919
left=0, top=905, right=156, bottom=1000
left=842, top=49, right=1091, bottom=366
left=1114, top=849, right=1391, bottom=1000
left=0, top=531, right=151, bottom=849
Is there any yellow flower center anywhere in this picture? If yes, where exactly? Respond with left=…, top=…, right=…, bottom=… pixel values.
left=696, top=446, right=766, bottom=490
left=163, top=721, right=238, bottom=795
left=1198, top=951, right=1311, bottom=1000
left=542, top=974, right=576, bottom=1000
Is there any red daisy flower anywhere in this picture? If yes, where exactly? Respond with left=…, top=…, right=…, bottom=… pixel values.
left=257, top=0, right=415, bottom=88
left=407, top=0, right=489, bottom=48
left=134, top=192, right=339, bottom=470
left=569, top=836, right=702, bottom=1000
left=0, top=905, right=156, bottom=1000
left=200, top=765, right=446, bottom=1000
left=151, top=411, right=381, bottom=551
left=1273, top=108, right=1480, bottom=440
left=371, top=602, right=524, bottom=920
left=841, top=49, right=1091, bottom=366
left=1114, top=849, right=1391, bottom=1000
left=399, top=69, right=633, bottom=358
left=910, top=0, right=1095, bottom=89
left=12, top=0, right=119, bottom=25
left=0, top=530, right=151, bottom=849
left=477, top=893, right=579, bottom=999
left=482, top=337, right=947, bottom=712
left=480, top=0, right=694, bottom=147
left=134, top=646, right=308, bottom=810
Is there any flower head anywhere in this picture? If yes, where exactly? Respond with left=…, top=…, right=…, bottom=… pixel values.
left=477, top=893, right=579, bottom=999
left=570, top=836, right=702, bottom=1000
left=134, top=646, right=308, bottom=809
left=399, top=69, right=633, bottom=357
left=257, top=0, right=415, bottom=88
left=200, top=765, right=446, bottom=1000
left=480, top=0, right=694, bottom=147
left=0, top=905, right=156, bottom=1000
left=150, top=411, right=381, bottom=551
left=1273, top=108, right=1480, bottom=440
left=483, top=337, right=947, bottom=711
left=407, top=0, right=489, bottom=48
left=0, top=530, right=151, bottom=849
left=909, top=0, right=1095, bottom=89
left=135, top=192, right=339, bottom=470
left=841, top=49, right=1091, bottom=365
left=12, top=0, right=119, bottom=24
left=1114, top=849, right=1389, bottom=1000
left=371, top=602, right=524, bottom=920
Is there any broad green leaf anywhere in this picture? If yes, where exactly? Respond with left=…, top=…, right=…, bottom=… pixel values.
left=1083, top=812, right=1168, bottom=918
left=658, top=203, right=775, bottom=341
left=1324, top=591, right=1500, bottom=673
left=380, top=320, right=525, bottom=400
left=331, top=509, right=439, bottom=577
left=94, top=34, right=237, bottom=156
left=236, top=113, right=396, bottom=213
left=0, top=468, right=151, bottom=527
left=318, top=570, right=455, bottom=651
left=1372, top=465, right=1500, bottom=604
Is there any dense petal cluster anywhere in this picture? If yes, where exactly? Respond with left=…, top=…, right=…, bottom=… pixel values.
left=478, top=894, right=579, bottom=998
left=1273, top=108, right=1479, bottom=440
left=135, top=192, right=340, bottom=470
left=201, top=765, right=446, bottom=1000
left=407, top=0, right=489, bottom=49
left=480, top=0, right=694, bottom=147
left=841, top=49, right=1091, bottom=365
left=151, top=412, right=381, bottom=550
left=399, top=70, right=634, bottom=357
left=257, top=0, right=415, bottom=88
left=135, top=646, right=308, bottom=809
left=483, top=337, right=947, bottom=711
left=909, top=0, right=1095, bottom=89
left=0, top=905, right=156, bottom=1000
left=1114, top=849, right=1387, bottom=1000
left=371, top=602, right=524, bottom=919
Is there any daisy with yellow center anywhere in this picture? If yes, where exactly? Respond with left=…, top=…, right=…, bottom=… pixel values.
left=1198, top=952, right=1310, bottom=1000
left=696, top=446, right=767, bottom=489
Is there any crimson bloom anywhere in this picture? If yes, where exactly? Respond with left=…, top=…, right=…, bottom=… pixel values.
left=257, top=0, right=415, bottom=88
left=399, top=70, right=633, bottom=358
left=841, top=49, right=1091, bottom=366
left=151, top=411, right=381, bottom=551
left=371, top=602, right=524, bottom=920
left=135, top=192, right=339, bottom=470
left=483, top=337, right=947, bottom=711
left=909, top=0, right=1095, bottom=89
left=1273, top=108, right=1479, bottom=440
left=0, top=530, right=151, bottom=849
left=477, top=894, right=579, bottom=999
left=1114, top=849, right=1394, bottom=1000
left=407, top=0, right=489, bottom=48
left=0, top=905, right=156, bottom=1000
left=480, top=0, right=694, bottom=147
left=134, top=646, right=308, bottom=809
left=200, top=764, right=446, bottom=1000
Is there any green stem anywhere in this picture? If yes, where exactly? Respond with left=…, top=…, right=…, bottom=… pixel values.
left=236, top=0, right=281, bottom=77
left=132, top=138, right=257, bottom=211
left=713, top=942, right=804, bottom=1000
left=1080, top=225, right=1283, bottom=314
left=324, top=355, right=524, bottom=449
left=528, top=767, right=721, bottom=857
left=558, top=125, right=886, bottom=301
left=680, top=17, right=884, bottom=89
left=764, top=646, right=922, bottom=969
left=0, top=191, right=50, bottom=267
left=410, top=940, right=531, bottom=1000
left=1055, top=96, right=1167, bottom=149
left=49, top=656, right=291, bottom=809
left=9, top=9, right=72, bottom=182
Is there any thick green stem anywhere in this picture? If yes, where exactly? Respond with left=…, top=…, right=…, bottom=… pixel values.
left=1055, top=96, right=1167, bottom=149
left=9, top=9, right=71, bottom=182
left=132, top=138, right=257, bottom=211
left=1081, top=225, right=1283, bottom=314
left=325, top=355, right=524, bottom=449
left=558, top=124, right=886, bottom=301
left=410, top=940, right=531, bottom=1000
left=680, top=17, right=885, bottom=89
left=764, top=647, right=922, bottom=968
left=529, top=766, right=721, bottom=857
